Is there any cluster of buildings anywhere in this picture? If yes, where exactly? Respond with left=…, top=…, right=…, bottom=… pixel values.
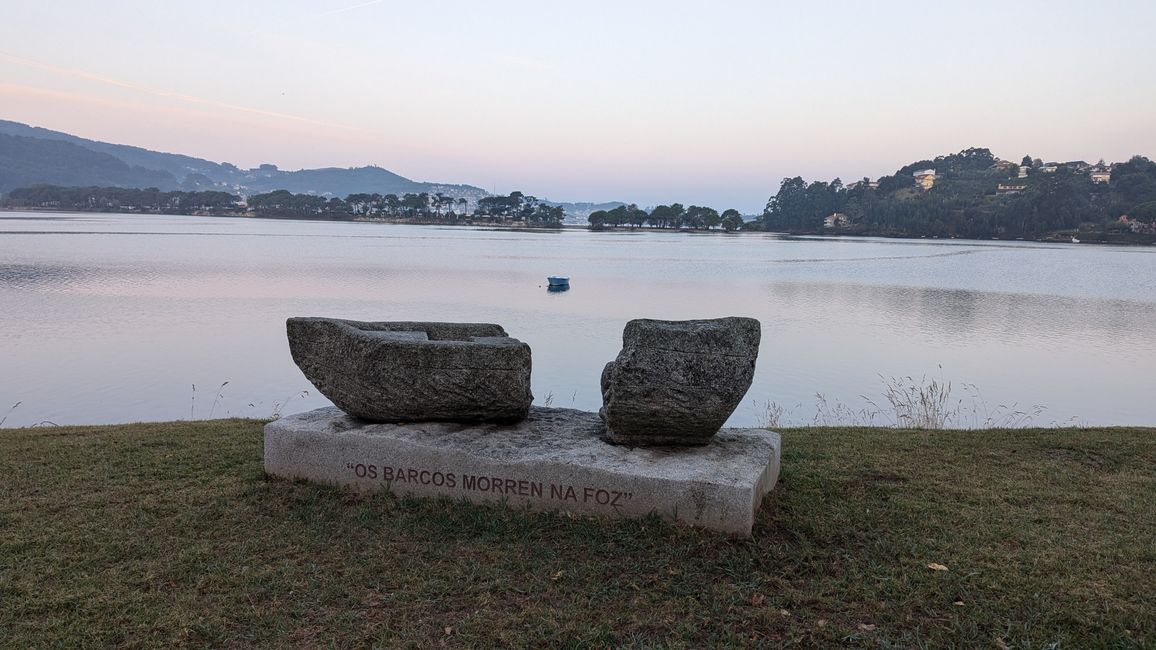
left=833, top=157, right=1117, bottom=211
left=996, top=160, right=1114, bottom=195
left=1009, top=159, right=1113, bottom=183
left=1116, top=215, right=1155, bottom=233
left=908, top=159, right=1114, bottom=194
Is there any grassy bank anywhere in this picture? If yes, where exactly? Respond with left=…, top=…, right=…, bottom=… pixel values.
left=2, top=421, right=1153, bottom=648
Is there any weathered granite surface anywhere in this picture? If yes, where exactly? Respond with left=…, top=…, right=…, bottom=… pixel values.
left=287, top=318, right=533, bottom=423
left=600, top=317, right=761, bottom=446
left=264, top=406, right=780, bottom=537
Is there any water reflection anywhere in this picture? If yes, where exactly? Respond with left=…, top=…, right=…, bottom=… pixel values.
left=766, top=282, right=1156, bottom=349
left=0, top=263, right=91, bottom=289
left=0, top=211, right=1153, bottom=428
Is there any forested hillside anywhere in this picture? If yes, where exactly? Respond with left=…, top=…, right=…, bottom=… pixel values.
left=0, top=133, right=175, bottom=191
left=762, top=148, right=1156, bottom=240
left=0, top=120, right=486, bottom=201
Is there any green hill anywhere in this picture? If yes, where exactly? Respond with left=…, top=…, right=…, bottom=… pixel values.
left=0, top=133, right=175, bottom=191
left=763, top=148, right=1156, bottom=241
left=0, top=119, right=486, bottom=200
left=0, top=119, right=231, bottom=184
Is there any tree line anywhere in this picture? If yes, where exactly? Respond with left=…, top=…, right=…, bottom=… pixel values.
left=1, top=186, right=565, bottom=226
left=761, top=148, right=1156, bottom=240
left=587, top=204, right=746, bottom=231
left=249, top=189, right=562, bottom=225
left=1, top=185, right=240, bottom=213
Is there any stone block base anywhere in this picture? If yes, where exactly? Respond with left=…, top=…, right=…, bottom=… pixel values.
left=263, top=406, right=780, bottom=537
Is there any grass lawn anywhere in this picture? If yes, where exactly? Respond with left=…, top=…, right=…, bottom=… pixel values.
left=1, top=420, right=1153, bottom=648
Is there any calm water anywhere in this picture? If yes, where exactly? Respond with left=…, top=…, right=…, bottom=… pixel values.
left=2, top=211, right=1154, bottom=428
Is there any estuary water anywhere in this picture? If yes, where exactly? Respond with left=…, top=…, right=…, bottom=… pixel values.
left=1, top=211, right=1154, bottom=428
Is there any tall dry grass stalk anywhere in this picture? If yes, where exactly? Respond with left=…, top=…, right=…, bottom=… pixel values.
left=760, top=368, right=1054, bottom=430
left=270, top=391, right=310, bottom=420
left=879, top=371, right=955, bottom=429
left=1, top=401, right=21, bottom=428
left=207, top=381, right=229, bottom=419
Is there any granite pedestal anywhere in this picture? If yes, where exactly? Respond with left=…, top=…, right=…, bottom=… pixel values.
left=264, top=406, right=780, bottom=537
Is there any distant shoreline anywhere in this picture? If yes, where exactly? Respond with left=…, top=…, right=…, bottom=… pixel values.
left=3, top=206, right=1154, bottom=246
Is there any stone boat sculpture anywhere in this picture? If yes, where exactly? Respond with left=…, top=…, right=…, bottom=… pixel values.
left=287, top=317, right=533, bottom=423
left=600, top=316, right=761, bottom=446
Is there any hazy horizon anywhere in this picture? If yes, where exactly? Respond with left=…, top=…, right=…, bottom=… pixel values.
left=3, top=1, right=1155, bottom=210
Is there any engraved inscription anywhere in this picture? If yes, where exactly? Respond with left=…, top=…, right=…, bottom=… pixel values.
left=343, top=462, right=635, bottom=507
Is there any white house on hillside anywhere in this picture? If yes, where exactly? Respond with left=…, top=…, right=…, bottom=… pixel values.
left=912, top=169, right=936, bottom=190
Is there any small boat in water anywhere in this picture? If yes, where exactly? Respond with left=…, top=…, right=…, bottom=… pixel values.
left=547, top=276, right=570, bottom=287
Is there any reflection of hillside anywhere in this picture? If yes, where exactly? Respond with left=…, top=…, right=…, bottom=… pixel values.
left=767, top=281, right=1156, bottom=350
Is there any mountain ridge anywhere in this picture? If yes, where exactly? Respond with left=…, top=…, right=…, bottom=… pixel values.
left=0, top=119, right=487, bottom=202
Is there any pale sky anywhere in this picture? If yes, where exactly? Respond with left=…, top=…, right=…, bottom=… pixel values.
left=2, top=0, right=1155, bottom=211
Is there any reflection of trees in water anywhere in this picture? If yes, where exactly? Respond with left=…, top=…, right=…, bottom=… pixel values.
left=767, top=281, right=1156, bottom=348
left=0, top=263, right=89, bottom=289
